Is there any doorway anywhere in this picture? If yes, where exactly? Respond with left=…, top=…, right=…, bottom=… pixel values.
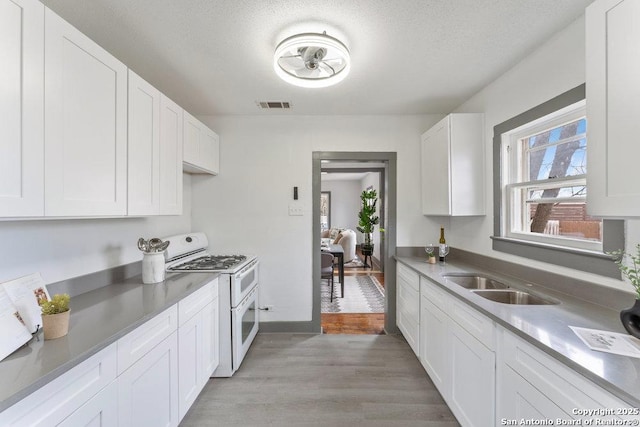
left=312, top=152, right=398, bottom=335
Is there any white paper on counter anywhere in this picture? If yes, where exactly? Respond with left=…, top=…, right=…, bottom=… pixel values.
left=0, top=286, right=32, bottom=361
left=570, top=326, right=640, bottom=358
left=2, top=273, right=50, bottom=333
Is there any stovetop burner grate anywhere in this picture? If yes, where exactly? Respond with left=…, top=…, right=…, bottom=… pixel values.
left=170, top=254, right=247, bottom=271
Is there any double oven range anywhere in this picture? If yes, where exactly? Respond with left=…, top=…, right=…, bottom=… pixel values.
left=164, top=233, right=259, bottom=377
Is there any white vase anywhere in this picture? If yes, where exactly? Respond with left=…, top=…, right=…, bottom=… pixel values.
left=142, top=252, right=165, bottom=284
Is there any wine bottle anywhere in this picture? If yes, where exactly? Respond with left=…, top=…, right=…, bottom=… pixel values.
left=438, top=227, right=446, bottom=262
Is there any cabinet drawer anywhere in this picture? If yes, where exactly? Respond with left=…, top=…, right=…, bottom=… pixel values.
left=397, top=263, right=419, bottom=293
left=499, top=328, right=631, bottom=420
left=420, top=277, right=449, bottom=310
left=449, top=298, right=495, bottom=350
left=117, top=305, right=178, bottom=375
left=0, top=343, right=117, bottom=426
left=178, top=281, right=215, bottom=326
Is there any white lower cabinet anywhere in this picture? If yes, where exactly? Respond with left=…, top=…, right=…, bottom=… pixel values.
left=1, top=283, right=218, bottom=427
left=400, top=262, right=640, bottom=427
left=0, top=343, right=117, bottom=427
left=58, top=380, right=118, bottom=427
left=202, top=291, right=220, bottom=377
left=178, top=279, right=219, bottom=421
left=417, top=276, right=495, bottom=427
left=396, top=263, right=420, bottom=356
left=118, top=331, right=179, bottom=427
left=497, top=328, right=636, bottom=424
left=419, top=289, right=449, bottom=393
left=448, top=320, right=495, bottom=426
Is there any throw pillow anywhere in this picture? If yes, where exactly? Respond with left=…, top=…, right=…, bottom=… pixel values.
left=333, top=233, right=343, bottom=244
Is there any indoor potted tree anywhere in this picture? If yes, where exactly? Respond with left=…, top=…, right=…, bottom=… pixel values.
left=357, top=189, right=381, bottom=253
left=40, top=293, right=71, bottom=340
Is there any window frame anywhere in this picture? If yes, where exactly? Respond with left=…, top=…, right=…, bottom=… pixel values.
left=501, top=100, right=600, bottom=252
left=492, top=84, right=623, bottom=279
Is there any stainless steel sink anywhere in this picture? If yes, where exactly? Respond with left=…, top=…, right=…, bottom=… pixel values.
left=471, top=289, right=559, bottom=305
left=442, top=273, right=510, bottom=290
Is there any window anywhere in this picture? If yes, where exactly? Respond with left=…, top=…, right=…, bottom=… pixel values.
left=502, top=100, right=602, bottom=252
left=492, top=84, right=624, bottom=279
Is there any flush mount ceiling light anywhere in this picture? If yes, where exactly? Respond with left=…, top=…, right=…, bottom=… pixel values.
left=273, top=32, right=350, bottom=88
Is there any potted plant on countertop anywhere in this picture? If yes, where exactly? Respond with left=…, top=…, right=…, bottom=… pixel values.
left=40, top=293, right=71, bottom=340
left=357, top=189, right=383, bottom=254
left=610, top=244, right=640, bottom=339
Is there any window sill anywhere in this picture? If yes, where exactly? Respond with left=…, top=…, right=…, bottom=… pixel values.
left=491, top=235, right=620, bottom=279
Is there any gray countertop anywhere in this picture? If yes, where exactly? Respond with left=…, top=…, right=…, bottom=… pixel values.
left=395, top=256, right=640, bottom=407
left=0, top=271, right=219, bottom=412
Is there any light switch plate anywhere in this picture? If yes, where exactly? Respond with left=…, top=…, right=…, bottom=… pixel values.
left=288, top=203, right=303, bottom=216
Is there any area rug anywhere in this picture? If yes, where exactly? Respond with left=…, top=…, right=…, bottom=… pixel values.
left=321, top=275, right=385, bottom=314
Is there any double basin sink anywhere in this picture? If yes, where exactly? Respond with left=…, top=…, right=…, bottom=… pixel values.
left=442, top=273, right=559, bottom=305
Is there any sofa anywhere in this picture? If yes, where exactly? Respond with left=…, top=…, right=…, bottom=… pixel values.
left=321, top=227, right=357, bottom=262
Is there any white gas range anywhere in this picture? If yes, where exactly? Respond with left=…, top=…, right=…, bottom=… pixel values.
left=164, top=232, right=259, bottom=377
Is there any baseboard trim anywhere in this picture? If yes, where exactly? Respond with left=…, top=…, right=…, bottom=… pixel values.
left=259, top=321, right=320, bottom=333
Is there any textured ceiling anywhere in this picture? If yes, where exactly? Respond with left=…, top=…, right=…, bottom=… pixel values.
left=42, top=0, right=593, bottom=115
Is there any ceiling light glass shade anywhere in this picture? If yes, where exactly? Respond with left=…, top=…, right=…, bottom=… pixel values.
left=274, top=32, right=350, bottom=88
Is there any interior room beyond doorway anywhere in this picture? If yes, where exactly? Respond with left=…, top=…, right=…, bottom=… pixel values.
left=320, top=161, right=386, bottom=334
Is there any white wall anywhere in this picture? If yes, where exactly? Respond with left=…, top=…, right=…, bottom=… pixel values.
left=451, top=15, right=637, bottom=293
left=320, top=180, right=361, bottom=233
left=0, top=175, right=192, bottom=286
left=192, top=115, right=442, bottom=322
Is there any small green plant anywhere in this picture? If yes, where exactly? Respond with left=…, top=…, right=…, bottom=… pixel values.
left=609, top=244, right=640, bottom=299
left=40, top=294, right=70, bottom=315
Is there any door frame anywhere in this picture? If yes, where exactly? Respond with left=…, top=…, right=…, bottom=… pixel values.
left=312, top=151, right=398, bottom=334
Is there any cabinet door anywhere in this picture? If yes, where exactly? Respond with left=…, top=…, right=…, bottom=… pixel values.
left=0, top=343, right=117, bottom=427
left=202, top=297, right=220, bottom=377
left=0, top=0, right=44, bottom=217
left=586, top=0, right=640, bottom=216
left=127, top=70, right=160, bottom=216
left=159, top=95, right=183, bottom=215
left=419, top=296, right=449, bottom=395
left=201, top=126, right=220, bottom=175
left=118, top=332, right=179, bottom=427
left=421, top=116, right=451, bottom=215
left=178, top=311, right=205, bottom=421
left=498, top=365, right=570, bottom=422
left=449, top=320, right=495, bottom=427
left=44, top=8, right=127, bottom=216
left=57, top=380, right=118, bottom=427
left=183, top=111, right=201, bottom=168
left=396, top=266, right=420, bottom=356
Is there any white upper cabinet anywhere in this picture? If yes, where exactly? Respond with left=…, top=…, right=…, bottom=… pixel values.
left=586, top=0, right=640, bottom=216
left=44, top=8, right=128, bottom=216
left=421, top=113, right=485, bottom=216
left=128, top=70, right=160, bottom=216
left=159, top=95, right=184, bottom=215
left=0, top=0, right=44, bottom=217
left=183, top=111, right=219, bottom=175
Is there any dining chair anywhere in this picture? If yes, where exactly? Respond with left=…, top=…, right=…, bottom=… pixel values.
left=321, top=252, right=336, bottom=302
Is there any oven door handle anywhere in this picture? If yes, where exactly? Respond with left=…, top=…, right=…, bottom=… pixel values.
left=235, top=286, right=258, bottom=312
left=236, top=260, right=259, bottom=280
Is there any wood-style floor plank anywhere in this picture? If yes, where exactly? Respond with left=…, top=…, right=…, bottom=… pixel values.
left=180, top=333, right=459, bottom=426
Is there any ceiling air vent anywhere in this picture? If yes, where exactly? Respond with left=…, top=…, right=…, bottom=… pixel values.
left=257, top=101, right=291, bottom=110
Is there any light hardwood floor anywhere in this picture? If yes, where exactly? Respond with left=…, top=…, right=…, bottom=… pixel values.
left=180, top=333, right=459, bottom=426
